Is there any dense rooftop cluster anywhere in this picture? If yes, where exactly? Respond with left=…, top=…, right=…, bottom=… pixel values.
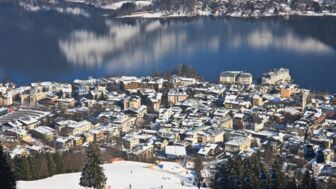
left=1, top=67, right=336, bottom=186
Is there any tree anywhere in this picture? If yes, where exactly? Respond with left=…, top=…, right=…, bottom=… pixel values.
left=310, top=177, right=317, bottom=189
left=0, top=145, right=16, bottom=189
left=47, top=153, right=56, bottom=176
left=80, top=143, right=107, bottom=189
left=14, top=156, right=32, bottom=180
left=54, top=152, right=65, bottom=174
left=316, top=149, right=325, bottom=163
left=300, top=170, right=311, bottom=189
left=2, top=75, right=12, bottom=84
left=286, top=177, right=297, bottom=189
left=264, top=142, right=274, bottom=162
left=271, top=156, right=286, bottom=189
left=194, top=155, right=204, bottom=173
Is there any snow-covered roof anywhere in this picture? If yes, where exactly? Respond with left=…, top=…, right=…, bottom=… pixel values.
left=165, top=145, right=186, bottom=156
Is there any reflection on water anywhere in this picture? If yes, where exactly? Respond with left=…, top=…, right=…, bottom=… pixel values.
left=59, top=21, right=189, bottom=70
left=59, top=18, right=334, bottom=72
left=0, top=5, right=336, bottom=91
left=246, top=30, right=333, bottom=53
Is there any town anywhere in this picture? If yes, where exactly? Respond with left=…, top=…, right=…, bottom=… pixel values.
left=18, top=0, right=336, bottom=18
left=1, top=67, right=336, bottom=188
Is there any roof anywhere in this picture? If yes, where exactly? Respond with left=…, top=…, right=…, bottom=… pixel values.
left=0, top=109, right=50, bottom=125
left=34, top=126, right=55, bottom=134
left=225, top=136, right=250, bottom=147
left=165, top=145, right=186, bottom=156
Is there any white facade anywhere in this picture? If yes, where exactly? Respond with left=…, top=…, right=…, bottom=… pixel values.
left=220, top=71, right=252, bottom=85
left=262, top=68, right=291, bottom=85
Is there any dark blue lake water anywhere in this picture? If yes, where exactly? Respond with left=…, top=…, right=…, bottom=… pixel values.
left=1, top=3, right=336, bottom=92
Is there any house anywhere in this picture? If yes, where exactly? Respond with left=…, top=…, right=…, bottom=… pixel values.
left=0, top=94, right=13, bottom=106
left=198, top=143, right=220, bottom=157
left=171, top=76, right=197, bottom=87
left=167, top=89, right=188, bottom=106
left=55, top=137, right=73, bottom=149
left=57, top=98, right=75, bottom=109
left=128, top=144, right=154, bottom=162
left=165, top=145, right=187, bottom=159
left=57, top=120, right=92, bottom=136
left=225, top=136, right=251, bottom=153
left=262, top=68, right=291, bottom=85
left=31, top=126, right=55, bottom=142
left=123, top=135, right=140, bottom=149
left=219, top=71, right=252, bottom=85
left=111, top=113, right=132, bottom=133
left=124, top=95, right=141, bottom=110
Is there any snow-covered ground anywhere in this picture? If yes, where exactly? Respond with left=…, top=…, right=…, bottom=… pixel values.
left=18, top=161, right=207, bottom=189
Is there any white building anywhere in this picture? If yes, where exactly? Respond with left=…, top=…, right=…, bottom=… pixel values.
left=262, top=68, right=291, bottom=85
left=220, top=71, right=252, bottom=85
left=165, top=145, right=187, bottom=159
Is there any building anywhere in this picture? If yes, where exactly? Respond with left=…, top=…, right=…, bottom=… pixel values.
left=280, top=86, right=294, bottom=98
left=198, top=128, right=225, bottom=143
left=124, top=95, right=141, bottom=110
left=219, top=115, right=233, bottom=129
left=171, top=76, right=197, bottom=87
left=0, top=109, right=50, bottom=130
left=0, top=94, right=13, bottom=106
left=82, top=133, right=95, bottom=143
left=123, top=105, right=147, bottom=122
left=165, top=145, right=187, bottom=159
left=237, top=72, right=253, bottom=85
left=128, top=144, right=154, bottom=162
left=0, top=107, right=8, bottom=116
left=252, top=95, right=263, bottom=106
left=312, top=161, right=324, bottom=176
left=198, top=143, right=220, bottom=157
left=123, top=136, right=140, bottom=149
left=225, top=136, right=251, bottom=153
left=219, top=71, right=252, bottom=85
left=167, top=89, right=188, bottom=106
left=57, top=98, right=75, bottom=109
left=31, top=126, right=55, bottom=142
left=302, top=89, right=310, bottom=113
left=55, top=137, right=73, bottom=149
left=57, top=120, right=92, bottom=136
left=148, top=98, right=161, bottom=112
left=111, top=114, right=132, bottom=133
left=29, top=91, right=46, bottom=106
left=262, top=68, right=291, bottom=85
left=220, top=71, right=239, bottom=84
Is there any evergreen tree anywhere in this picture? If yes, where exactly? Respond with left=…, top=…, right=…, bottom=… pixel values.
left=301, top=170, right=311, bottom=189
left=272, top=156, right=286, bottom=189
left=14, top=156, right=32, bottom=180
left=214, top=157, right=234, bottom=189
left=0, top=146, right=16, bottom=189
left=310, top=177, right=317, bottom=189
left=194, top=155, right=204, bottom=174
left=316, top=149, right=325, bottom=164
left=38, top=153, right=50, bottom=178
left=286, top=177, right=297, bottom=189
left=47, top=153, right=56, bottom=176
left=80, top=143, right=107, bottom=189
left=54, top=152, right=65, bottom=174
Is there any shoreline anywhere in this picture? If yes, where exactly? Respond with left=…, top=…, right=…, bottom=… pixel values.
left=116, top=11, right=336, bottom=19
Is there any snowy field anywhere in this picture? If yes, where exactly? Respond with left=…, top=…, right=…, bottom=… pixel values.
left=18, top=161, right=207, bottom=189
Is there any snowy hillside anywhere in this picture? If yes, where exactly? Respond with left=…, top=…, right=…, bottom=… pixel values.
left=18, top=161, right=207, bottom=189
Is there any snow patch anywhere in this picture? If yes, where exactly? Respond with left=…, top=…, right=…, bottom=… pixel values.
left=18, top=161, right=206, bottom=189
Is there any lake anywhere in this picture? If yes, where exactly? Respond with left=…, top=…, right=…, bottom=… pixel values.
left=1, top=3, right=336, bottom=92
